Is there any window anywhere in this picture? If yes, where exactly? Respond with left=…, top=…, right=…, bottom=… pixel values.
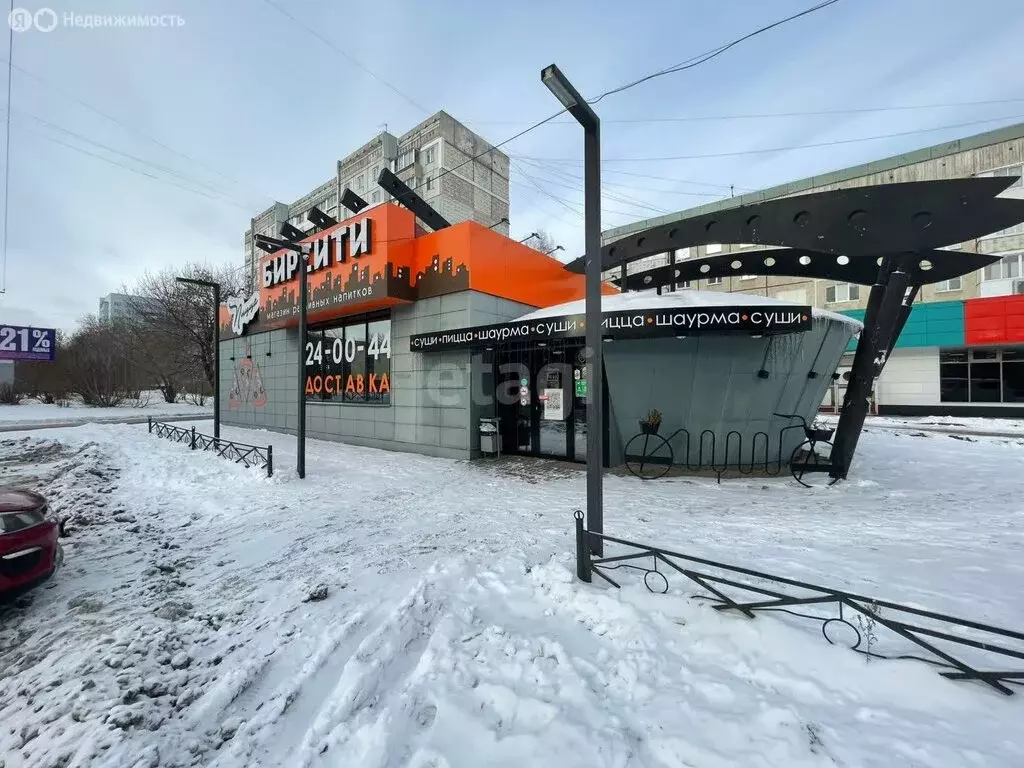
left=705, top=243, right=722, bottom=255
left=370, top=165, right=379, bottom=183
left=825, top=283, right=860, bottom=303
left=425, top=174, right=434, bottom=191
left=673, top=247, right=690, bottom=261
left=935, top=277, right=963, bottom=292
left=371, top=190, right=380, bottom=203
left=676, top=281, right=692, bottom=290
left=706, top=277, right=722, bottom=286
left=978, top=166, right=1024, bottom=238
left=983, top=253, right=1024, bottom=281
left=940, top=348, right=1024, bottom=404
left=739, top=274, right=758, bottom=281
left=425, top=147, right=436, bottom=165
left=355, top=173, right=365, bottom=191
left=304, top=314, right=392, bottom=405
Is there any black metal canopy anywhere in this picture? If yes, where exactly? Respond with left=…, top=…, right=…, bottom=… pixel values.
left=567, top=177, right=1024, bottom=275
left=613, top=247, right=1001, bottom=290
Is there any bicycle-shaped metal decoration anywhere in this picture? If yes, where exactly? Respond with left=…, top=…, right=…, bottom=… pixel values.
left=623, top=411, right=839, bottom=488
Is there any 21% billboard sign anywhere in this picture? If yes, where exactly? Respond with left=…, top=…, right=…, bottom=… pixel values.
left=0, top=325, right=57, bottom=361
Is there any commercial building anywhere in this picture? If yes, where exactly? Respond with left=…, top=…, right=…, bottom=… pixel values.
left=243, top=111, right=510, bottom=294
left=219, top=201, right=854, bottom=466
left=604, top=122, right=1024, bottom=415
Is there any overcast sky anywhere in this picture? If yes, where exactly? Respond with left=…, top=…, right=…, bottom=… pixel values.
left=1, top=0, right=1023, bottom=331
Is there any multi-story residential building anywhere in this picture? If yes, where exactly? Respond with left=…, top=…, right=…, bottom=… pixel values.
left=243, top=111, right=510, bottom=293
left=602, top=122, right=1024, bottom=416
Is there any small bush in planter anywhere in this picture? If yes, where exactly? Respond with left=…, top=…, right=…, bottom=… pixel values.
left=639, top=408, right=662, bottom=435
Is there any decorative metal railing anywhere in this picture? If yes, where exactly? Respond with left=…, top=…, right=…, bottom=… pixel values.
left=624, top=412, right=837, bottom=487
left=148, top=418, right=273, bottom=477
left=574, top=512, right=1024, bottom=695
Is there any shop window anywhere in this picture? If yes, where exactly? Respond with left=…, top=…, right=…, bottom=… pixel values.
left=676, top=281, right=691, bottom=290
left=825, top=283, right=860, bottom=303
left=706, top=277, right=722, bottom=286
left=940, top=347, right=1024, bottom=404
left=935, top=277, right=962, bottom=292
left=705, top=243, right=722, bottom=255
left=970, top=362, right=1001, bottom=402
left=939, top=350, right=968, bottom=402
left=304, top=314, right=392, bottom=405
left=1003, top=351, right=1024, bottom=403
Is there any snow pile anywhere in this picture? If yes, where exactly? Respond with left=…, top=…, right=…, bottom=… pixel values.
left=0, top=422, right=1022, bottom=766
left=0, top=391, right=212, bottom=428
left=208, top=557, right=1021, bottom=767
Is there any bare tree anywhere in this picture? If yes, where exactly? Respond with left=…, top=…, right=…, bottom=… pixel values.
left=532, top=230, right=558, bottom=255
left=121, top=263, right=243, bottom=403
left=64, top=317, right=132, bottom=407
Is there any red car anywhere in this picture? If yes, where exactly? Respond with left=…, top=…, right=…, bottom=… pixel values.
left=0, top=489, right=64, bottom=601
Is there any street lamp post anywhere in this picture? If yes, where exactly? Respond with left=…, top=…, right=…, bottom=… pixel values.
left=176, top=277, right=221, bottom=441
left=254, top=234, right=311, bottom=479
left=541, top=63, right=603, bottom=557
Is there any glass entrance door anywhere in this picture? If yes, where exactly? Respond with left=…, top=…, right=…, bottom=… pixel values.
left=495, top=343, right=578, bottom=461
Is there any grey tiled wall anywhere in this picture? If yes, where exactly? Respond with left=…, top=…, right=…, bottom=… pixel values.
left=220, top=291, right=535, bottom=461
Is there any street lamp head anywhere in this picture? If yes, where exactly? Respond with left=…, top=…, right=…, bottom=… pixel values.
left=541, top=64, right=578, bottom=110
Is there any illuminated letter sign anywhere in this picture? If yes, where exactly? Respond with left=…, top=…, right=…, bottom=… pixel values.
left=262, top=218, right=374, bottom=289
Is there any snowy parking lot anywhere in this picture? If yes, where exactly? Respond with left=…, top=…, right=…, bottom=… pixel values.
left=1, top=419, right=1023, bottom=767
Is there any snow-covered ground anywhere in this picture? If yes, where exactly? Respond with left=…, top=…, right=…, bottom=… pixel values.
left=0, top=392, right=212, bottom=428
left=819, top=412, right=1024, bottom=436
left=1, top=420, right=1023, bottom=767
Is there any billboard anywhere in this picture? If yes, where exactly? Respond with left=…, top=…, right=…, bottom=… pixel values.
left=0, top=325, right=56, bottom=361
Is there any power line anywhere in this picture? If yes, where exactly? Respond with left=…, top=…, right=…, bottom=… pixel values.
left=2, top=0, right=12, bottom=295
left=24, top=127, right=255, bottom=210
left=13, top=109, right=263, bottom=208
left=512, top=155, right=728, bottom=199
left=589, top=0, right=842, bottom=104
left=518, top=114, right=1024, bottom=163
left=466, top=97, right=1024, bottom=125
left=0, top=57, right=276, bottom=204
left=512, top=159, right=678, bottom=215
left=258, top=0, right=431, bottom=115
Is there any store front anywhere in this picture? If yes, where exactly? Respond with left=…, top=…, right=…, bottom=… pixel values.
left=218, top=202, right=612, bottom=460
left=219, top=201, right=859, bottom=465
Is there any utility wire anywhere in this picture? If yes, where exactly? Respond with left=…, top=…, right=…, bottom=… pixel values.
left=1, top=0, right=12, bottom=295
left=0, top=57, right=276, bottom=204
left=466, top=97, right=1024, bottom=125
left=258, top=0, right=431, bottom=115
left=512, top=155, right=727, bottom=199
left=26, top=127, right=255, bottom=210
left=520, top=114, right=1024, bottom=163
left=13, top=108, right=263, bottom=208
left=590, top=0, right=842, bottom=105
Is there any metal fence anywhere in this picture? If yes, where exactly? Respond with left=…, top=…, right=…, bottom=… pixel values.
left=147, top=418, right=273, bottom=477
left=574, top=512, right=1024, bottom=696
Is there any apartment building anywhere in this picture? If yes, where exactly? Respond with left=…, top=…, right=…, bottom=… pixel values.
left=243, top=111, right=510, bottom=293
left=603, top=122, right=1024, bottom=416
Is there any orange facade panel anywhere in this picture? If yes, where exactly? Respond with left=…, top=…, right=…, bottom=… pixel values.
left=220, top=203, right=613, bottom=339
